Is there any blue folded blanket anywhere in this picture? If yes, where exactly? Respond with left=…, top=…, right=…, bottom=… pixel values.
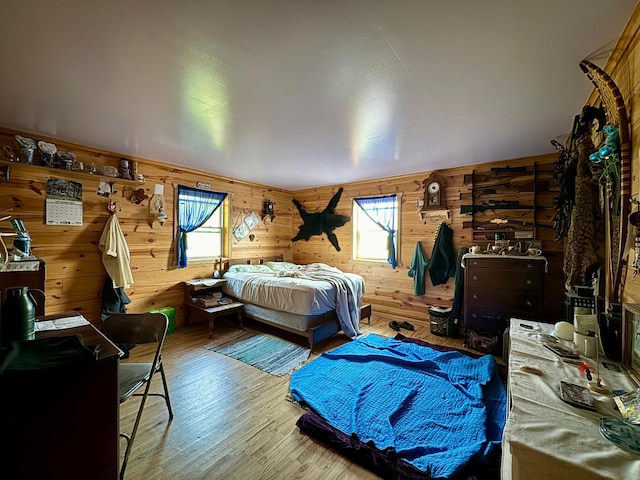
left=290, top=334, right=506, bottom=479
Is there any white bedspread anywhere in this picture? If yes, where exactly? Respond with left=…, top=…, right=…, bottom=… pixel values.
left=223, top=262, right=364, bottom=338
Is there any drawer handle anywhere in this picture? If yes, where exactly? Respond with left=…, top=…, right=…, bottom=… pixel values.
left=473, top=275, right=479, bottom=281
left=472, top=294, right=478, bottom=300
left=526, top=279, right=533, bottom=286
left=472, top=313, right=477, bottom=318
left=526, top=300, right=533, bottom=307
left=527, top=263, right=534, bottom=269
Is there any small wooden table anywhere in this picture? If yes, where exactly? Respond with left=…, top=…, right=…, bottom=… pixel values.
left=198, top=301, right=244, bottom=338
left=183, top=278, right=244, bottom=337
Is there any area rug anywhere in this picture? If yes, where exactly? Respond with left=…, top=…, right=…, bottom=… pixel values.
left=204, top=330, right=310, bottom=376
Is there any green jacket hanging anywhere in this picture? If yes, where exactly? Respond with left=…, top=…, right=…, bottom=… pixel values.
left=408, top=241, right=428, bottom=296
left=429, top=223, right=456, bottom=286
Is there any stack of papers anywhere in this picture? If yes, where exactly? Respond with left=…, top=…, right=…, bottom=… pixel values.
left=35, top=315, right=90, bottom=331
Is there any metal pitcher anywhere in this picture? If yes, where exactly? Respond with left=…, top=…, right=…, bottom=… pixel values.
left=1, top=286, right=37, bottom=345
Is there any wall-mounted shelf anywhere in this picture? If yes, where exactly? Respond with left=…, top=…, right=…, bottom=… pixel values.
left=0, top=159, right=145, bottom=186
left=418, top=208, right=450, bottom=224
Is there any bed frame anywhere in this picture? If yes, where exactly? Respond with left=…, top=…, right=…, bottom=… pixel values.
left=223, top=256, right=367, bottom=351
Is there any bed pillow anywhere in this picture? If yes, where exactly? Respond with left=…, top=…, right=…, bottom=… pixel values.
left=227, top=264, right=274, bottom=273
left=264, top=261, right=297, bottom=271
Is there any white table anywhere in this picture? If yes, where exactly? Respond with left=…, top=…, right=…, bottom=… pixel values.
left=502, top=318, right=640, bottom=480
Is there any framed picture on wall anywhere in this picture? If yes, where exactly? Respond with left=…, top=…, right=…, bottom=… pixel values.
left=244, top=211, right=260, bottom=231
left=232, top=223, right=249, bottom=242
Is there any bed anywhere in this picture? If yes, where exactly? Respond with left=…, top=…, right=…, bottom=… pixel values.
left=290, top=333, right=507, bottom=479
left=221, top=258, right=366, bottom=351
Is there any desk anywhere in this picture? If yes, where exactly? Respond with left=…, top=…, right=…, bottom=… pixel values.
left=0, top=313, right=122, bottom=480
left=502, top=319, right=640, bottom=480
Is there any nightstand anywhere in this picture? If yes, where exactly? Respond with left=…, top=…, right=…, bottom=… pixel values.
left=184, top=279, right=244, bottom=338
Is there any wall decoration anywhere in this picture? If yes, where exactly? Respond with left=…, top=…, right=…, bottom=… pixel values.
left=149, top=184, right=167, bottom=228
left=423, top=172, right=446, bottom=209
left=244, top=211, right=260, bottom=231
left=232, top=222, right=249, bottom=242
left=233, top=211, right=261, bottom=242
left=45, top=178, right=83, bottom=226
left=419, top=172, right=450, bottom=223
left=292, top=187, right=350, bottom=251
left=262, top=199, right=276, bottom=222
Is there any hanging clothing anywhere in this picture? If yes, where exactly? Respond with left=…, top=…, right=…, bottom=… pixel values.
left=447, top=247, right=469, bottom=338
left=408, top=242, right=428, bottom=296
left=100, top=277, right=131, bottom=322
left=429, top=223, right=456, bottom=286
left=99, top=214, right=134, bottom=289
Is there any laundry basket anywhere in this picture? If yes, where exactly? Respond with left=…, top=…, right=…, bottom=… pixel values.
left=429, top=306, right=452, bottom=336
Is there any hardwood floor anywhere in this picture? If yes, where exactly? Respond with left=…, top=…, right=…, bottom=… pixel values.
left=120, top=314, right=485, bottom=479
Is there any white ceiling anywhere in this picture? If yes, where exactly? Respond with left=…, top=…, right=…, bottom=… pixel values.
left=0, top=1, right=636, bottom=190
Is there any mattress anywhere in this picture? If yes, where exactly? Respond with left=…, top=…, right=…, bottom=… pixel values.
left=242, top=302, right=338, bottom=332
left=222, top=262, right=364, bottom=316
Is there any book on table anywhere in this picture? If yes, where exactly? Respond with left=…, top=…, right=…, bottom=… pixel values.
left=560, top=381, right=596, bottom=411
left=543, top=341, right=580, bottom=359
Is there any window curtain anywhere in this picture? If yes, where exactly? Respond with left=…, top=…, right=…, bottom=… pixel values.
left=354, top=194, right=398, bottom=268
left=177, top=185, right=227, bottom=268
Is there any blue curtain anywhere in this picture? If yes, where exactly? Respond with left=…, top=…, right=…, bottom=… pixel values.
left=354, top=194, right=398, bottom=268
left=177, top=185, right=227, bottom=268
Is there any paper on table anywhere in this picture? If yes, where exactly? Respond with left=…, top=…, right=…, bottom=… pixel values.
left=35, top=315, right=90, bottom=331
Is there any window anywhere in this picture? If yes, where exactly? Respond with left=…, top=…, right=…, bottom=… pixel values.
left=184, top=200, right=228, bottom=262
left=352, top=194, right=399, bottom=268
left=176, top=185, right=228, bottom=268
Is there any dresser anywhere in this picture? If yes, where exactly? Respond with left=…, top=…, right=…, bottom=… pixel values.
left=463, top=254, right=546, bottom=353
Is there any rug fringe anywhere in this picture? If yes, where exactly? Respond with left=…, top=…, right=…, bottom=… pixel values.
left=285, top=394, right=309, bottom=411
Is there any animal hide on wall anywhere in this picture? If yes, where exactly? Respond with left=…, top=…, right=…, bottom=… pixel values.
left=292, top=187, right=350, bottom=251
left=563, top=132, right=603, bottom=290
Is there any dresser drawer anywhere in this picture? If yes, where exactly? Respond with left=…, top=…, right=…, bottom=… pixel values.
left=467, top=288, right=541, bottom=315
left=465, top=257, right=545, bottom=272
left=466, top=268, right=541, bottom=291
left=465, top=306, right=508, bottom=332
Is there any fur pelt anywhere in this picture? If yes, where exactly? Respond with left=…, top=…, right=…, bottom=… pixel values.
left=563, top=133, right=603, bottom=291
left=291, top=187, right=350, bottom=251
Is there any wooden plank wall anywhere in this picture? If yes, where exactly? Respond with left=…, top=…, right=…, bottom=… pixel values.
left=0, top=126, right=565, bottom=329
left=602, top=5, right=640, bottom=306
left=0, top=128, right=293, bottom=328
left=291, top=153, right=565, bottom=324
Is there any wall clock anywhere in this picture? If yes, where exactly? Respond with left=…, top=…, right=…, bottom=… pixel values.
left=423, top=173, right=446, bottom=210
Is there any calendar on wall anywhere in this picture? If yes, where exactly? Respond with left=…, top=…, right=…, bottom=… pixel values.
left=45, top=178, right=83, bottom=226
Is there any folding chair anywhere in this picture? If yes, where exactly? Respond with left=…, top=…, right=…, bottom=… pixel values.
left=101, top=312, right=174, bottom=479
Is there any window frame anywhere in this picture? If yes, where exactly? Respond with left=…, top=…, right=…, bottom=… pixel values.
left=175, top=186, right=230, bottom=267
left=181, top=197, right=230, bottom=264
left=352, top=193, right=401, bottom=266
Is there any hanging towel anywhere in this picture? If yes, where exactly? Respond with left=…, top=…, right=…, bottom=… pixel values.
left=408, top=241, right=428, bottom=296
left=99, top=214, right=134, bottom=289
left=429, top=223, right=456, bottom=286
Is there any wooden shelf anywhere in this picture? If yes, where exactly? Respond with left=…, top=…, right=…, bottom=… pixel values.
left=0, top=159, right=145, bottom=186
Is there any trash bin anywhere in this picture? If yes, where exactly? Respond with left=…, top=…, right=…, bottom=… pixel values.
left=429, top=306, right=452, bottom=337
left=149, top=306, right=175, bottom=334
